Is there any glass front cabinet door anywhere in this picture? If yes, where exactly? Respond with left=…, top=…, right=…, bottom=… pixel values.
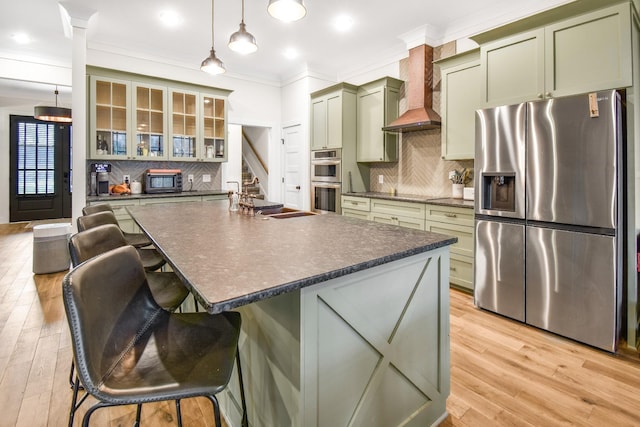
left=133, top=83, right=167, bottom=159
left=169, top=89, right=199, bottom=161
left=90, top=76, right=131, bottom=159
left=201, top=94, right=227, bottom=162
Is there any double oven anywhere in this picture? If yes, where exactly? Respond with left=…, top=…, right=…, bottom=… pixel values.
left=311, top=148, right=341, bottom=214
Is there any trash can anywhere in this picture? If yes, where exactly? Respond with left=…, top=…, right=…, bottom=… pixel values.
left=33, top=223, right=72, bottom=274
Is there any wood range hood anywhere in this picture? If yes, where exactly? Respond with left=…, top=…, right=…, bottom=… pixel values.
left=383, top=44, right=441, bottom=133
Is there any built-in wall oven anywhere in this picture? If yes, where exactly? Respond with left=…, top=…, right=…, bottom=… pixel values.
left=311, top=182, right=341, bottom=214
left=311, top=148, right=341, bottom=213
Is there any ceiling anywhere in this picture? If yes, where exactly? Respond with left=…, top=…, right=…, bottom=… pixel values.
left=1, top=0, right=572, bottom=108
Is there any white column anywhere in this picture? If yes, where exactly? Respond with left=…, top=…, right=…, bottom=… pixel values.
left=59, top=2, right=96, bottom=230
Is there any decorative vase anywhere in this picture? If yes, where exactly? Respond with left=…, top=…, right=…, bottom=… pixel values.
left=452, top=183, right=464, bottom=199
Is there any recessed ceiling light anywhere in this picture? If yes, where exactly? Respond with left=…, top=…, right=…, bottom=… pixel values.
left=11, top=33, right=30, bottom=44
left=159, top=10, right=182, bottom=27
left=283, top=47, right=298, bottom=60
left=333, top=14, right=354, bottom=32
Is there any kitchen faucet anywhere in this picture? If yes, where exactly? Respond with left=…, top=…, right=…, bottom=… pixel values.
left=226, top=181, right=240, bottom=212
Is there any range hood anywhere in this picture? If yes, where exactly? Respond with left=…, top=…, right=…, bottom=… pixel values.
left=382, top=44, right=441, bottom=133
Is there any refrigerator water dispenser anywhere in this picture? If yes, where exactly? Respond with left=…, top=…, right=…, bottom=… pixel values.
left=481, top=174, right=516, bottom=212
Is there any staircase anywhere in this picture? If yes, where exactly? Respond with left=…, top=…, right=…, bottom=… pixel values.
left=242, top=160, right=264, bottom=199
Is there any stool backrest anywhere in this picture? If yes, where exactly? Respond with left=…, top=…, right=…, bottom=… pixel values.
left=77, top=211, right=119, bottom=232
left=68, top=224, right=127, bottom=267
left=62, top=245, right=162, bottom=396
left=82, top=204, right=114, bottom=216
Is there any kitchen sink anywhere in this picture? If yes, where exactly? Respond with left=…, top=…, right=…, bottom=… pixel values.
left=267, top=210, right=318, bottom=219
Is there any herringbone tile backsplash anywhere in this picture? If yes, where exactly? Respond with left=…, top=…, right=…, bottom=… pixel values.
left=368, top=41, right=474, bottom=198
left=87, top=160, right=221, bottom=192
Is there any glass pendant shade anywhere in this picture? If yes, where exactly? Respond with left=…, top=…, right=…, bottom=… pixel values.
left=34, top=88, right=72, bottom=123
left=268, top=0, right=306, bottom=22
left=229, top=22, right=257, bottom=54
left=201, top=48, right=226, bottom=75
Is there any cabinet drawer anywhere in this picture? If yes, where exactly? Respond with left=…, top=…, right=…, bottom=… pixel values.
left=425, top=204, right=474, bottom=227
left=342, top=208, right=370, bottom=221
left=370, top=199, right=425, bottom=219
left=449, top=252, right=473, bottom=292
left=371, top=212, right=424, bottom=231
left=341, top=196, right=370, bottom=212
left=425, top=220, right=473, bottom=257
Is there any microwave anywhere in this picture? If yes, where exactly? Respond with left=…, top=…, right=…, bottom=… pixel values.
left=143, top=169, right=183, bottom=193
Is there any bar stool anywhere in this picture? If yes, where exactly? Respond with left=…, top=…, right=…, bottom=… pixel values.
left=80, top=208, right=153, bottom=248
left=77, top=213, right=165, bottom=271
left=68, top=224, right=189, bottom=310
left=63, top=245, right=247, bottom=427
left=67, top=224, right=192, bottom=389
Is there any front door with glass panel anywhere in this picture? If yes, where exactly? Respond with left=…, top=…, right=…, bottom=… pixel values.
left=9, top=115, right=72, bottom=221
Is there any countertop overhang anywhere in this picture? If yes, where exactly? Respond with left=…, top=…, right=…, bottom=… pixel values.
left=127, top=200, right=457, bottom=313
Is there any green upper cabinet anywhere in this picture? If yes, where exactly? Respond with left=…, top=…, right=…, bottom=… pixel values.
left=133, top=83, right=167, bottom=160
left=87, top=67, right=231, bottom=162
left=356, top=77, right=402, bottom=162
left=200, top=93, right=228, bottom=162
left=437, top=49, right=481, bottom=160
left=544, top=3, right=632, bottom=97
left=89, top=76, right=132, bottom=160
left=168, top=89, right=199, bottom=161
left=310, top=83, right=357, bottom=150
left=480, top=3, right=633, bottom=107
left=481, top=29, right=545, bottom=106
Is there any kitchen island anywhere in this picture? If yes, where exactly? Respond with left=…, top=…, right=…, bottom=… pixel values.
left=127, top=200, right=456, bottom=427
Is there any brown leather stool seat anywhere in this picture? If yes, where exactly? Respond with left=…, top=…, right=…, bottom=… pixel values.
left=77, top=213, right=164, bottom=271
left=63, top=246, right=247, bottom=427
left=68, top=224, right=188, bottom=310
left=80, top=207, right=153, bottom=248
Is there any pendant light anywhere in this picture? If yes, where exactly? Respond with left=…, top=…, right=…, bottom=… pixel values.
left=34, top=87, right=72, bottom=123
left=268, top=0, right=307, bottom=22
left=201, top=0, right=225, bottom=75
left=229, top=0, right=257, bottom=54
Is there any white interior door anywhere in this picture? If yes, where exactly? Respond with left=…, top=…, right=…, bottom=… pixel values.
left=282, top=125, right=303, bottom=209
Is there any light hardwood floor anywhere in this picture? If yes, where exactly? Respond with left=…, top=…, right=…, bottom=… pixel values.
left=2, top=222, right=640, bottom=426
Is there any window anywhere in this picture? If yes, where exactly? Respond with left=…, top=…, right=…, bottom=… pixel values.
left=16, top=121, right=56, bottom=195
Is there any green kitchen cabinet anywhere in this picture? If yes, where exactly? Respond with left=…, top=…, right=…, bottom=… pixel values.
left=133, top=82, right=168, bottom=160
left=310, top=83, right=357, bottom=151
left=425, top=203, right=474, bottom=292
left=341, top=195, right=370, bottom=219
left=88, top=67, right=230, bottom=162
left=437, top=50, right=481, bottom=160
left=168, top=88, right=199, bottom=161
left=480, top=3, right=632, bottom=106
left=369, top=198, right=425, bottom=230
left=89, top=76, right=132, bottom=160
left=356, top=77, right=402, bottom=162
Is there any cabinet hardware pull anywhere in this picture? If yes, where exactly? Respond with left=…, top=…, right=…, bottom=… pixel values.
left=444, top=213, right=457, bottom=218
left=450, top=267, right=457, bottom=271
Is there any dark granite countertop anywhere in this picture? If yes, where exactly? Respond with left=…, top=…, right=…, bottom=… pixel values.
left=86, top=189, right=228, bottom=203
left=127, top=200, right=457, bottom=314
left=343, top=192, right=474, bottom=209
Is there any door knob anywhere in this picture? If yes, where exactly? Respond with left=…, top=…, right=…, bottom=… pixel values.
left=295, top=185, right=301, bottom=190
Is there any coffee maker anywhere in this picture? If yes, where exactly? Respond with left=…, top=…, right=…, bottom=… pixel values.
left=89, top=163, right=111, bottom=196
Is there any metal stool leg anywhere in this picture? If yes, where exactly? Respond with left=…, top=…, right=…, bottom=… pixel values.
left=236, top=347, right=249, bottom=427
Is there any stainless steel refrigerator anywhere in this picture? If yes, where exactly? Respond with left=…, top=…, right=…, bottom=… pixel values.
left=474, top=90, right=624, bottom=352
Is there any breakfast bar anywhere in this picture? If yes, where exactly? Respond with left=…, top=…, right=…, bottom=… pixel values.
left=127, top=200, right=456, bottom=427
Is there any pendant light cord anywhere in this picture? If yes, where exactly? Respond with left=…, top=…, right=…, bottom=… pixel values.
left=241, top=0, right=245, bottom=24
left=211, top=0, right=215, bottom=47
